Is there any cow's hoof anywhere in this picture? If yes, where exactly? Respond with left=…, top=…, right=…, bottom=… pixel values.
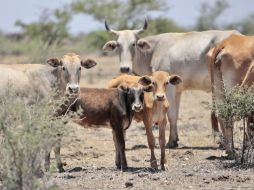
left=115, top=161, right=121, bottom=169
left=150, top=160, right=158, bottom=170
left=121, top=165, right=128, bottom=172
left=166, top=141, right=178, bottom=149
left=57, top=163, right=65, bottom=173
left=226, top=151, right=236, bottom=160
left=161, top=164, right=165, bottom=171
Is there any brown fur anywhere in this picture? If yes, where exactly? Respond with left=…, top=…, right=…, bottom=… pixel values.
left=58, top=86, right=144, bottom=171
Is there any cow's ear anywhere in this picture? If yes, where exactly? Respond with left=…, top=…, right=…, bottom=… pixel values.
left=118, top=83, right=129, bottom=93
left=138, top=76, right=152, bottom=86
left=169, top=75, right=182, bottom=85
left=137, top=39, right=151, bottom=51
left=81, top=59, right=97, bottom=69
left=143, top=84, right=153, bottom=92
left=47, top=58, right=62, bottom=67
left=102, top=41, right=118, bottom=52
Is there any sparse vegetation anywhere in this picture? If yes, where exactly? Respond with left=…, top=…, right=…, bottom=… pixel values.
left=214, top=85, right=254, bottom=165
left=0, top=92, right=69, bottom=190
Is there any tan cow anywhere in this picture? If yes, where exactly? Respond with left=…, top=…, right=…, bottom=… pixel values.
left=109, top=71, right=182, bottom=170
left=209, top=34, right=254, bottom=157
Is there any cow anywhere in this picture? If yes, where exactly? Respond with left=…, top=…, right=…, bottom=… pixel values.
left=109, top=71, right=182, bottom=170
left=102, top=19, right=240, bottom=149
left=55, top=84, right=147, bottom=171
left=0, top=53, right=97, bottom=172
left=209, top=34, right=254, bottom=157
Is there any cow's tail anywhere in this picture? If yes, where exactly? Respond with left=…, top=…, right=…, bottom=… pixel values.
left=241, top=61, right=254, bottom=87
left=209, top=44, right=225, bottom=137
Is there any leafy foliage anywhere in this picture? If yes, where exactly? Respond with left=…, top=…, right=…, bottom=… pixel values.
left=71, top=0, right=168, bottom=29
left=15, top=6, right=71, bottom=46
left=195, top=0, right=229, bottom=30
left=215, top=85, right=254, bottom=121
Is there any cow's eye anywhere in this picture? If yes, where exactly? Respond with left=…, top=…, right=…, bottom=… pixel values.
left=132, top=42, right=136, bottom=47
left=62, top=66, right=66, bottom=71
left=165, top=81, right=169, bottom=85
left=152, top=81, right=155, bottom=85
left=79, top=67, right=81, bottom=71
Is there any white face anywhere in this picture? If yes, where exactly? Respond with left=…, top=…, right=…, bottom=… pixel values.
left=103, top=19, right=148, bottom=74
left=116, top=31, right=138, bottom=73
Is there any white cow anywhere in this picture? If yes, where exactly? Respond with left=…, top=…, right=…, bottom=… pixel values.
left=103, top=19, right=240, bottom=149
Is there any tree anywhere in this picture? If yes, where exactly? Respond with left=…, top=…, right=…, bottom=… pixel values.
left=236, top=13, right=254, bottom=35
left=195, top=0, right=229, bottom=31
left=70, top=0, right=168, bottom=29
left=15, top=6, right=71, bottom=46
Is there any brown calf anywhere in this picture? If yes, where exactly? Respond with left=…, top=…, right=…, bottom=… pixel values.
left=57, top=85, right=146, bottom=171
left=208, top=34, right=254, bottom=157
left=109, top=71, right=182, bottom=170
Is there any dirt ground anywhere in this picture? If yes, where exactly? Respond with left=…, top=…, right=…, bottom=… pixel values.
left=1, top=54, right=254, bottom=189
left=48, top=54, right=254, bottom=190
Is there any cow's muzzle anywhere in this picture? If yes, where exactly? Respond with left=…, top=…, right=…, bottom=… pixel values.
left=67, top=84, right=80, bottom=94
left=156, top=94, right=165, bottom=101
left=132, top=104, right=143, bottom=112
left=120, top=67, right=130, bottom=73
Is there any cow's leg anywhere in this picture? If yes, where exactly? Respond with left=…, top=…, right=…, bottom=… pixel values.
left=143, top=116, right=157, bottom=169
left=112, top=130, right=121, bottom=169
left=166, top=86, right=182, bottom=148
left=218, top=119, right=235, bottom=158
left=159, top=118, right=167, bottom=170
left=112, top=126, right=127, bottom=171
left=54, top=139, right=65, bottom=173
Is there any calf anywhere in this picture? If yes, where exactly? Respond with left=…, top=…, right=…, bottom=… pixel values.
left=109, top=71, right=182, bottom=170
left=58, top=85, right=146, bottom=170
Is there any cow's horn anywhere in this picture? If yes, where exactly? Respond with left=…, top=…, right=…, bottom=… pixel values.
left=136, top=19, right=148, bottom=34
left=104, top=18, right=119, bottom=36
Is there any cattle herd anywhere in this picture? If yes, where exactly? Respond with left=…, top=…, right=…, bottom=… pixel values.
left=1, top=19, right=254, bottom=173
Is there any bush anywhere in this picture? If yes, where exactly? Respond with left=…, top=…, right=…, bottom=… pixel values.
left=215, top=85, right=254, bottom=165
left=0, top=93, right=68, bottom=190
left=215, top=85, right=254, bottom=122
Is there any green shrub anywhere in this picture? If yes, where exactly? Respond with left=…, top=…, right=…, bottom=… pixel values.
left=215, top=85, right=254, bottom=165
left=0, top=93, right=69, bottom=190
left=215, top=85, right=254, bottom=122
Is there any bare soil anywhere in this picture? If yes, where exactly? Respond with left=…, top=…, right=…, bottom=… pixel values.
left=1, top=54, right=254, bottom=189
left=51, top=54, right=254, bottom=190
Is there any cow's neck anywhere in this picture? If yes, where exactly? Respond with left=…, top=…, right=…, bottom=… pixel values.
left=133, top=48, right=153, bottom=76
left=118, top=90, right=134, bottom=130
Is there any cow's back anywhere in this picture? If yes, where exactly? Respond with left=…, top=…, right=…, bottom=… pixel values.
left=76, top=88, right=127, bottom=127
left=0, top=64, right=56, bottom=99
left=141, top=30, right=240, bottom=91
left=214, top=34, right=254, bottom=88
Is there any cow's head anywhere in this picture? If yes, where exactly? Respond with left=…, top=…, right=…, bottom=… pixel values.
left=103, top=19, right=148, bottom=73
left=118, top=83, right=146, bottom=112
left=47, top=53, right=97, bottom=94
left=139, top=71, right=182, bottom=102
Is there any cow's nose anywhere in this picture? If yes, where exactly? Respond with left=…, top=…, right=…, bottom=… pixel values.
left=134, top=104, right=141, bottom=110
left=120, top=67, right=130, bottom=73
left=156, top=94, right=165, bottom=101
left=68, top=85, right=79, bottom=93
left=133, top=104, right=142, bottom=112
